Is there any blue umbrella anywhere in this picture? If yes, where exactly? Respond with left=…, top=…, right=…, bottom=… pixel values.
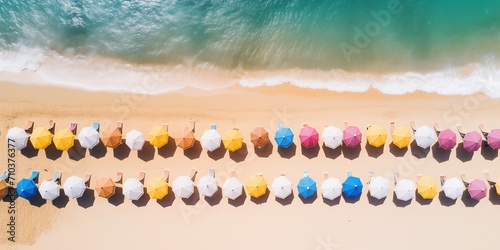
left=275, top=127, right=294, bottom=148
left=297, top=175, right=317, bottom=198
left=342, top=176, right=363, bottom=198
left=17, top=178, right=38, bottom=200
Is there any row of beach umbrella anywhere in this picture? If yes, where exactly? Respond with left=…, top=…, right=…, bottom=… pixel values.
left=3, top=169, right=497, bottom=203
left=7, top=121, right=500, bottom=154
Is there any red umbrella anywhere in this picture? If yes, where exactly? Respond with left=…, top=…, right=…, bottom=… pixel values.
left=463, top=131, right=481, bottom=152
left=343, top=126, right=362, bottom=148
left=299, top=125, right=319, bottom=148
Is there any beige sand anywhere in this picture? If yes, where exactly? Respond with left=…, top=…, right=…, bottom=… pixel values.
left=1, top=81, right=500, bottom=249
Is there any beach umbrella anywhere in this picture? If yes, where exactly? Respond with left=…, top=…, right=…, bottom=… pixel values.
left=146, top=177, right=169, bottom=200
left=437, top=129, right=456, bottom=150
left=297, top=175, right=317, bottom=199
left=147, top=126, right=169, bottom=148
left=123, top=178, right=144, bottom=201
left=200, top=129, right=221, bottom=152
left=95, top=177, right=116, bottom=198
left=394, top=179, right=416, bottom=201
left=299, top=125, right=319, bottom=148
left=222, top=129, right=244, bottom=152
left=197, top=175, right=218, bottom=197
left=417, top=176, right=438, bottom=199
left=175, top=128, right=195, bottom=150
left=392, top=127, right=412, bottom=149
left=414, top=126, right=435, bottom=149
left=39, top=180, right=60, bottom=200
left=487, top=129, right=500, bottom=149
left=321, top=177, right=342, bottom=200
left=495, top=182, right=500, bottom=196
left=246, top=175, right=267, bottom=198
left=63, top=176, right=86, bottom=199
left=343, top=126, right=362, bottom=148
left=463, top=131, right=482, bottom=152
left=17, top=178, right=38, bottom=200
left=468, top=179, right=487, bottom=200
left=78, top=127, right=100, bottom=149
left=30, top=127, right=53, bottom=149
left=442, top=178, right=464, bottom=200
left=250, top=127, right=269, bottom=148
left=7, top=127, right=29, bottom=150
left=368, top=176, right=390, bottom=200
left=222, top=177, right=243, bottom=200
left=322, top=126, right=343, bottom=149
left=366, top=125, right=387, bottom=148
left=172, top=176, right=195, bottom=199
left=271, top=175, right=292, bottom=199
left=0, top=180, right=8, bottom=200
left=125, top=129, right=145, bottom=150
left=101, top=128, right=122, bottom=148
left=342, top=176, right=363, bottom=198
left=275, top=126, right=294, bottom=148
left=53, top=129, right=75, bottom=151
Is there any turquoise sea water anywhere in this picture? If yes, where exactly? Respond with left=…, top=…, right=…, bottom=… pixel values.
left=1, top=0, right=500, bottom=95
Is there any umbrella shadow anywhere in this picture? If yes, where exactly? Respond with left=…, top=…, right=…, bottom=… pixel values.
left=108, top=187, right=125, bottom=206
left=113, top=144, right=131, bottom=160
left=367, top=192, right=386, bottom=206
left=389, top=143, right=408, bottom=157
left=301, top=144, right=320, bottom=159
left=184, top=140, right=202, bottom=160
left=299, top=192, right=317, bottom=204
left=341, top=144, right=361, bottom=160
left=207, top=146, right=227, bottom=161
left=29, top=192, right=47, bottom=207
left=204, top=187, right=223, bottom=206
left=21, top=142, right=39, bottom=158
left=431, top=143, right=451, bottom=163
left=438, top=191, right=457, bottom=207
left=229, top=143, right=248, bottom=162
left=410, top=141, right=430, bottom=159
left=276, top=190, right=295, bottom=206
left=68, top=140, right=86, bottom=161
left=323, top=196, right=341, bottom=206
left=77, top=188, right=95, bottom=208
left=342, top=193, right=361, bottom=204
left=461, top=190, right=480, bottom=207
left=456, top=143, right=474, bottom=162
left=254, top=143, right=273, bottom=158
left=322, top=144, right=341, bottom=159
left=3, top=187, right=18, bottom=202
left=157, top=186, right=175, bottom=207
left=157, top=136, right=176, bottom=158
left=277, top=143, right=296, bottom=159
left=392, top=194, right=411, bottom=207
left=89, top=141, right=107, bottom=159
left=481, top=141, right=498, bottom=160
left=138, top=142, right=155, bottom=162
left=132, top=188, right=150, bottom=207
left=365, top=142, right=384, bottom=158
left=415, top=191, right=433, bottom=205
left=489, top=187, right=500, bottom=205
left=250, top=188, right=270, bottom=204
left=182, top=186, right=200, bottom=205
left=53, top=189, right=69, bottom=208
left=45, top=143, right=63, bottom=160
left=228, top=191, right=246, bottom=207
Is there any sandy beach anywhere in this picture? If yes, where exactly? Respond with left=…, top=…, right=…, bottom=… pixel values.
left=1, top=81, right=500, bottom=250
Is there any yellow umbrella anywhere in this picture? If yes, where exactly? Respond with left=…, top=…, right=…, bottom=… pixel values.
left=392, top=127, right=412, bottom=149
left=30, top=127, right=53, bottom=149
left=245, top=175, right=267, bottom=198
left=148, top=126, right=168, bottom=148
left=417, top=176, right=438, bottom=199
left=146, top=177, right=169, bottom=199
left=366, top=125, right=387, bottom=148
left=495, top=182, right=500, bottom=196
left=53, top=129, right=75, bottom=150
left=222, top=129, right=243, bottom=152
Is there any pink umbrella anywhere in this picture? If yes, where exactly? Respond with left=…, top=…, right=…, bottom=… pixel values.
left=468, top=179, right=487, bottom=200
left=463, top=131, right=481, bottom=152
left=487, top=129, right=500, bottom=149
left=437, top=129, right=456, bottom=150
left=299, top=125, right=319, bottom=148
left=343, top=126, right=362, bottom=148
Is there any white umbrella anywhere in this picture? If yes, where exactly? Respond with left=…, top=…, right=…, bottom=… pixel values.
left=322, top=126, right=343, bottom=149
left=126, top=129, right=145, bottom=150
left=78, top=127, right=100, bottom=149
left=271, top=175, right=292, bottom=199
left=200, top=129, right=222, bottom=152
left=172, top=176, right=195, bottom=199
left=442, top=177, right=465, bottom=200
left=39, top=180, right=60, bottom=200
left=123, top=178, right=144, bottom=200
left=368, top=176, right=390, bottom=199
left=63, top=176, right=86, bottom=199
left=321, top=177, right=342, bottom=200
left=414, top=125, right=435, bottom=149
left=394, top=179, right=416, bottom=201
left=7, top=127, right=29, bottom=150
left=197, top=175, right=218, bottom=197
left=222, top=177, right=243, bottom=200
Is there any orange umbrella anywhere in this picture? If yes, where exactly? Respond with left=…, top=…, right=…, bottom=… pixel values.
left=101, top=128, right=122, bottom=148
left=0, top=180, right=8, bottom=199
left=251, top=127, right=269, bottom=148
left=95, top=177, right=116, bottom=198
left=175, top=128, right=195, bottom=150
